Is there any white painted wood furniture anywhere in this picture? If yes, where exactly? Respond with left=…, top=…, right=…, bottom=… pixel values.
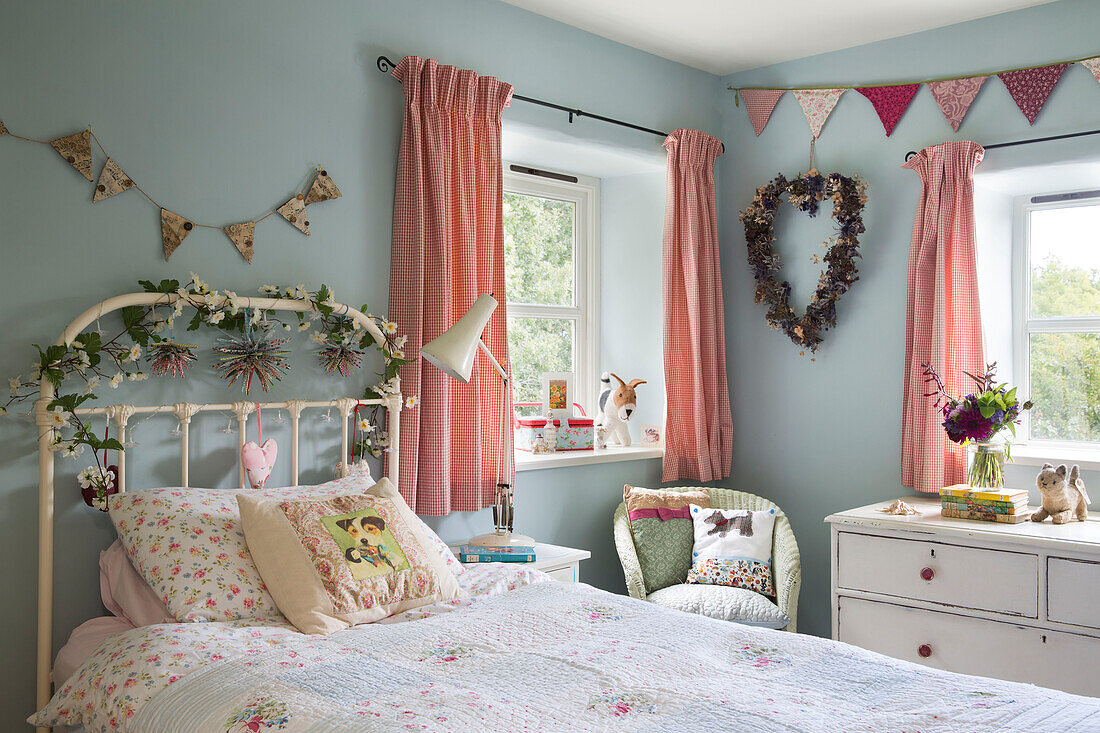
left=452, top=542, right=591, bottom=582
left=827, top=496, right=1100, bottom=698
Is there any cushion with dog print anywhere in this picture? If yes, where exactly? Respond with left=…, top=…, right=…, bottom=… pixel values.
left=107, top=475, right=462, bottom=624
left=624, top=485, right=711, bottom=594
left=238, top=478, right=462, bottom=635
left=686, top=505, right=776, bottom=597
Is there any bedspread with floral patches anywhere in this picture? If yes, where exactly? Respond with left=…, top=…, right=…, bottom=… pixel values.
left=34, top=581, right=1100, bottom=732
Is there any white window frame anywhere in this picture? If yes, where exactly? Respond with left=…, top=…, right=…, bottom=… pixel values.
left=503, top=164, right=601, bottom=415
left=1012, top=192, right=1100, bottom=453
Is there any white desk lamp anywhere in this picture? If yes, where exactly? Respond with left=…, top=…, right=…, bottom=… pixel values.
left=420, top=294, right=534, bottom=548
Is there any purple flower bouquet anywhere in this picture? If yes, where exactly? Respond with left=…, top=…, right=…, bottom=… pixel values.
left=923, top=362, right=1033, bottom=487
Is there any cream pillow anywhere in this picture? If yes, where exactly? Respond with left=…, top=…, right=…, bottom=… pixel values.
left=238, top=477, right=461, bottom=635
left=686, top=504, right=777, bottom=597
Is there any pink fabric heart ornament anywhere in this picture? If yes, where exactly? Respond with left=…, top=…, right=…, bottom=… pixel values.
left=241, top=438, right=278, bottom=489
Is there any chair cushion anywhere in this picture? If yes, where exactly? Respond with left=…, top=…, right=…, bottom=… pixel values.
left=686, top=505, right=777, bottom=597
left=646, top=583, right=790, bottom=629
left=624, top=485, right=710, bottom=593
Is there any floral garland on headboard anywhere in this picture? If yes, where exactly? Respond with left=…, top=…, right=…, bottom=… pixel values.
left=3, top=273, right=413, bottom=494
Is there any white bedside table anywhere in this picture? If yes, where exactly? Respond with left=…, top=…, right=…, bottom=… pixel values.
left=450, top=542, right=591, bottom=583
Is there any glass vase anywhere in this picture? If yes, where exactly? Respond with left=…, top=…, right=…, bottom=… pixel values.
left=967, top=442, right=1011, bottom=489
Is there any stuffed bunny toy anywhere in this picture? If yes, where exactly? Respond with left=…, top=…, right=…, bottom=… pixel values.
left=1032, top=463, right=1090, bottom=524
left=597, top=371, right=646, bottom=447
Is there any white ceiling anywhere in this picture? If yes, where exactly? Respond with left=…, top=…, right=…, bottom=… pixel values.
left=499, top=0, right=1058, bottom=75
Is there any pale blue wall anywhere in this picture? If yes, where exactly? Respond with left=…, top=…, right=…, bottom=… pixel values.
left=0, top=0, right=715, bottom=726
left=719, top=0, right=1100, bottom=640
left=4, top=0, right=1099, bottom=726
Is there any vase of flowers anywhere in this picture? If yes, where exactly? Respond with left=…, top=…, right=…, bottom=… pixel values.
left=923, top=362, right=1033, bottom=489
left=967, top=442, right=1009, bottom=489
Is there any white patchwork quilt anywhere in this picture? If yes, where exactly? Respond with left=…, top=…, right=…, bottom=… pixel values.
left=34, top=573, right=1100, bottom=732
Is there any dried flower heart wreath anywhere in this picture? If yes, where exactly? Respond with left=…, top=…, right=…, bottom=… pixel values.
left=740, top=169, right=868, bottom=356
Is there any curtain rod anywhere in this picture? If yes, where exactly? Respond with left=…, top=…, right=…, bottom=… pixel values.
left=376, top=56, right=670, bottom=140
left=903, top=128, right=1100, bottom=162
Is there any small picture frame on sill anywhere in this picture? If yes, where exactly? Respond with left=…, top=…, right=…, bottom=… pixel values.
left=541, top=372, right=574, bottom=422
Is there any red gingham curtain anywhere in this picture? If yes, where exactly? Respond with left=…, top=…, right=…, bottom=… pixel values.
left=661, top=129, right=733, bottom=482
left=388, top=56, right=514, bottom=514
left=900, top=141, right=985, bottom=493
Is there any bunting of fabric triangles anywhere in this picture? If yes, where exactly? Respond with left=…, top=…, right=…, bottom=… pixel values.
left=92, top=158, right=135, bottom=202
left=793, top=89, right=845, bottom=139
left=304, top=169, right=342, bottom=205
left=277, top=193, right=310, bottom=236
left=0, top=119, right=7, bottom=137
left=161, top=208, right=193, bottom=260
left=50, top=129, right=93, bottom=181
left=1080, top=57, right=1100, bottom=85
left=998, top=64, right=1067, bottom=125
left=927, top=76, right=987, bottom=131
left=225, top=221, right=256, bottom=264
left=857, top=84, right=919, bottom=137
left=739, top=89, right=785, bottom=136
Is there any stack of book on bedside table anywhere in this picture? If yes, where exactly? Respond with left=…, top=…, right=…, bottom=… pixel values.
left=458, top=544, right=536, bottom=563
left=939, top=484, right=1031, bottom=524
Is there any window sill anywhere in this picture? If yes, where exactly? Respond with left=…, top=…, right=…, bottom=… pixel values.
left=1010, top=443, right=1100, bottom=472
left=515, top=445, right=664, bottom=472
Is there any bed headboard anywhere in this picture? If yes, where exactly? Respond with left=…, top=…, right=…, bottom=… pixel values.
left=32, top=291, right=402, bottom=725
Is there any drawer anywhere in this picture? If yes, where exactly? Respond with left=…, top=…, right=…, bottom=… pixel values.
left=838, top=596, right=1100, bottom=697
left=1048, top=557, right=1100, bottom=629
left=544, top=565, right=578, bottom=583
left=837, top=532, right=1037, bottom=617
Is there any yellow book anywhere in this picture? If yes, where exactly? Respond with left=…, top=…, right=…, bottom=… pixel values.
left=940, top=484, right=1028, bottom=503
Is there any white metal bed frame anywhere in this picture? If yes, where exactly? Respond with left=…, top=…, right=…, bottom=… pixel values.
left=33, top=292, right=401, bottom=729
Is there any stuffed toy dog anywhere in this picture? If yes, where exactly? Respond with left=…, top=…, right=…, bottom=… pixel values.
left=597, top=371, right=646, bottom=447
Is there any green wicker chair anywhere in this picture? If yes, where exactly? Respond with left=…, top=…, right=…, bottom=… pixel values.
left=613, top=486, right=801, bottom=632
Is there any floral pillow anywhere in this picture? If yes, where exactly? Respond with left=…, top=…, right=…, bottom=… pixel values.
left=238, top=478, right=462, bottom=634
left=107, top=475, right=457, bottom=622
left=686, top=505, right=776, bottom=597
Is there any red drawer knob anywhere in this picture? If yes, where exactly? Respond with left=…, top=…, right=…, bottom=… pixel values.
left=920, top=567, right=935, bottom=581
left=918, top=644, right=933, bottom=658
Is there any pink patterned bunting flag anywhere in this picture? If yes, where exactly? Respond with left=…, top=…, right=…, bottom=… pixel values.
left=793, top=88, right=846, bottom=139
left=998, top=64, right=1067, bottom=125
left=1080, top=57, right=1100, bottom=85
left=927, top=76, right=987, bottom=131
left=856, top=84, right=919, bottom=137
left=739, top=89, right=785, bottom=136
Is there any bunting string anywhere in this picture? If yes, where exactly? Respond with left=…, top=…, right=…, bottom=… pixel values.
left=732, top=52, right=1100, bottom=139
left=0, top=121, right=342, bottom=263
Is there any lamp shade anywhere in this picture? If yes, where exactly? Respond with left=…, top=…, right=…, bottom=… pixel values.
left=420, top=294, right=498, bottom=383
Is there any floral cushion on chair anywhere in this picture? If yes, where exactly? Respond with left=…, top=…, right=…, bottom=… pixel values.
left=623, top=485, right=711, bottom=594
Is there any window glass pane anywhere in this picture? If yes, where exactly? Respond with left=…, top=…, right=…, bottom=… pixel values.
left=503, top=192, right=575, bottom=307
left=508, top=317, right=574, bottom=408
left=1030, top=204, right=1100, bottom=317
left=1029, top=332, right=1100, bottom=442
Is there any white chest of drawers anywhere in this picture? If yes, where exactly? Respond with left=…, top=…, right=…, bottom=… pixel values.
left=827, top=497, right=1100, bottom=697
